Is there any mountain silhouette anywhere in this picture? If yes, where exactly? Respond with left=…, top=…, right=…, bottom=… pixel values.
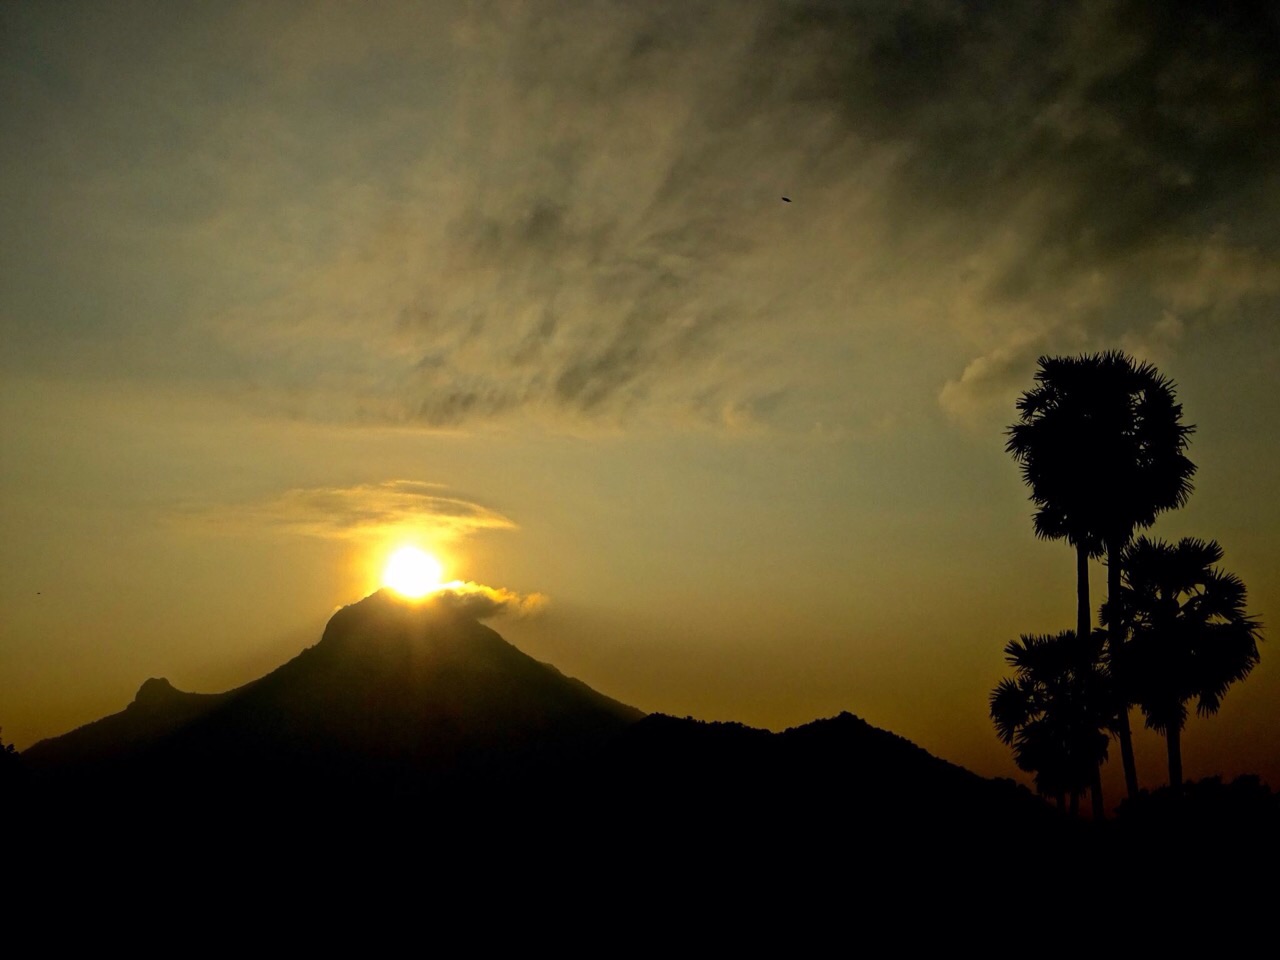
left=14, top=602, right=1274, bottom=918
left=20, top=676, right=237, bottom=774
left=24, top=590, right=641, bottom=805
left=18, top=588, right=1074, bottom=880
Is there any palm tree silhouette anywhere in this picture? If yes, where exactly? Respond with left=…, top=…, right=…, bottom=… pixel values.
left=1007, top=352, right=1195, bottom=798
left=990, top=630, right=1113, bottom=818
left=1108, top=537, right=1262, bottom=790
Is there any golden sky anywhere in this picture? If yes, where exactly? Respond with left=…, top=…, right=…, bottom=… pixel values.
left=2, top=1, right=1277, bottom=798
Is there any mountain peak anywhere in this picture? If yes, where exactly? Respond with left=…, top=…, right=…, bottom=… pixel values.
left=25, top=590, right=642, bottom=797
left=16, top=595, right=1062, bottom=856
left=132, top=677, right=178, bottom=707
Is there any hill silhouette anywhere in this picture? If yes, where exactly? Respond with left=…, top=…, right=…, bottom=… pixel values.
left=15, top=589, right=1085, bottom=884
left=24, top=590, right=640, bottom=803
left=21, top=590, right=1271, bottom=913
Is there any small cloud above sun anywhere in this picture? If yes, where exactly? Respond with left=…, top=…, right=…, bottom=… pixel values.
left=382, top=546, right=446, bottom=599
left=368, top=539, right=547, bottom=619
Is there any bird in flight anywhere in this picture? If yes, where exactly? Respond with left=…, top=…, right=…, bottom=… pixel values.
left=781, top=196, right=792, bottom=202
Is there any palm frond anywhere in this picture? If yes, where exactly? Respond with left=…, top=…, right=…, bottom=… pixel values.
left=1114, top=536, right=1262, bottom=740
left=990, top=629, right=1112, bottom=796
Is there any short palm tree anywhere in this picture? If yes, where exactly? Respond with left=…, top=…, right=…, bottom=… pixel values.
left=990, top=630, right=1113, bottom=818
left=1109, top=537, right=1262, bottom=790
left=1007, top=352, right=1196, bottom=798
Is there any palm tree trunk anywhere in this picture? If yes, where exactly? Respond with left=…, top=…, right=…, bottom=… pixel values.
left=1077, top=542, right=1107, bottom=820
left=1167, top=724, right=1183, bottom=791
left=1075, top=549, right=1108, bottom=820
left=1107, top=536, right=1140, bottom=799
left=1091, top=762, right=1105, bottom=820
left=1076, top=542, right=1091, bottom=643
left=1114, top=694, right=1140, bottom=799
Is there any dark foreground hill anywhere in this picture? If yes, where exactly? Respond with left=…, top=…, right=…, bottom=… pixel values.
left=15, top=590, right=1069, bottom=874
left=11, top=592, right=1276, bottom=922
left=23, top=590, right=642, bottom=801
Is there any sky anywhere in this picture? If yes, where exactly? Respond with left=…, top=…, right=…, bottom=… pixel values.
left=2, top=0, right=1278, bottom=800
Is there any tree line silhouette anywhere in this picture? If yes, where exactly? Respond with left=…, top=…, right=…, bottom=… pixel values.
left=992, top=351, right=1262, bottom=816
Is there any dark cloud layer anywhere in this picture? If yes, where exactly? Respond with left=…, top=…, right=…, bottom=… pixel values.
left=770, top=0, right=1280, bottom=279
left=392, top=0, right=1280, bottom=426
left=5, top=1, right=1277, bottom=428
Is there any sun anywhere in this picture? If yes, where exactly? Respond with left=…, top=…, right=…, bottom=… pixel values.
left=382, top=546, right=445, bottom=599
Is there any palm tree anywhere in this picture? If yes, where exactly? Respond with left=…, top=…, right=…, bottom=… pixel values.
left=1108, top=537, right=1262, bottom=790
left=990, top=630, right=1113, bottom=819
left=1007, top=351, right=1196, bottom=798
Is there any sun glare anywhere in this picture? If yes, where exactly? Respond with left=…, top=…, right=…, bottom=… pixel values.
left=382, top=546, right=445, bottom=599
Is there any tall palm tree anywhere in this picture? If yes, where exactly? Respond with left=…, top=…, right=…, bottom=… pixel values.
left=1109, top=537, right=1262, bottom=790
left=1007, top=351, right=1196, bottom=798
left=990, top=630, right=1113, bottom=819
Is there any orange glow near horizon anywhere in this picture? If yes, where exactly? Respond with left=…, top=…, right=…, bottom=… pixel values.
left=381, top=546, right=445, bottom=599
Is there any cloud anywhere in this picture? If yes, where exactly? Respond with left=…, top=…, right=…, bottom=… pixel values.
left=197, top=1, right=816, bottom=429
left=183, top=480, right=546, bottom=615
left=938, top=332, right=1048, bottom=427
left=6, top=1, right=1278, bottom=431
left=770, top=0, right=1280, bottom=273
left=432, top=581, right=549, bottom=620
left=247, top=1, right=1280, bottom=429
left=181, top=480, right=514, bottom=542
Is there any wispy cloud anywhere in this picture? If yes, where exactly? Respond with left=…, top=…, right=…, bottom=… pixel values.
left=5, top=1, right=1277, bottom=430
left=432, top=581, right=549, bottom=620
left=179, top=480, right=514, bottom=542
left=210, top=0, right=1280, bottom=429
left=938, top=331, right=1053, bottom=428
left=181, top=480, right=547, bottom=616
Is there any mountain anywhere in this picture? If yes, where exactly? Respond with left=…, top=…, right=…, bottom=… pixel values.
left=23, top=589, right=642, bottom=806
left=570, top=711, right=1056, bottom=855
left=19, top=588, right=1060, bottom=863
left=18, top=676, right=239, bottom=774
left=13, top=591, right=1273, bottom=910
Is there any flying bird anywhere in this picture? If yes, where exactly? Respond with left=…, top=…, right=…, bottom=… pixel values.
left=781, top=196, right=792, bottom=202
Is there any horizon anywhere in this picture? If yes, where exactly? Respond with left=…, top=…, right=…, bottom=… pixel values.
left=3, top=1, right=1278, bottom=807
